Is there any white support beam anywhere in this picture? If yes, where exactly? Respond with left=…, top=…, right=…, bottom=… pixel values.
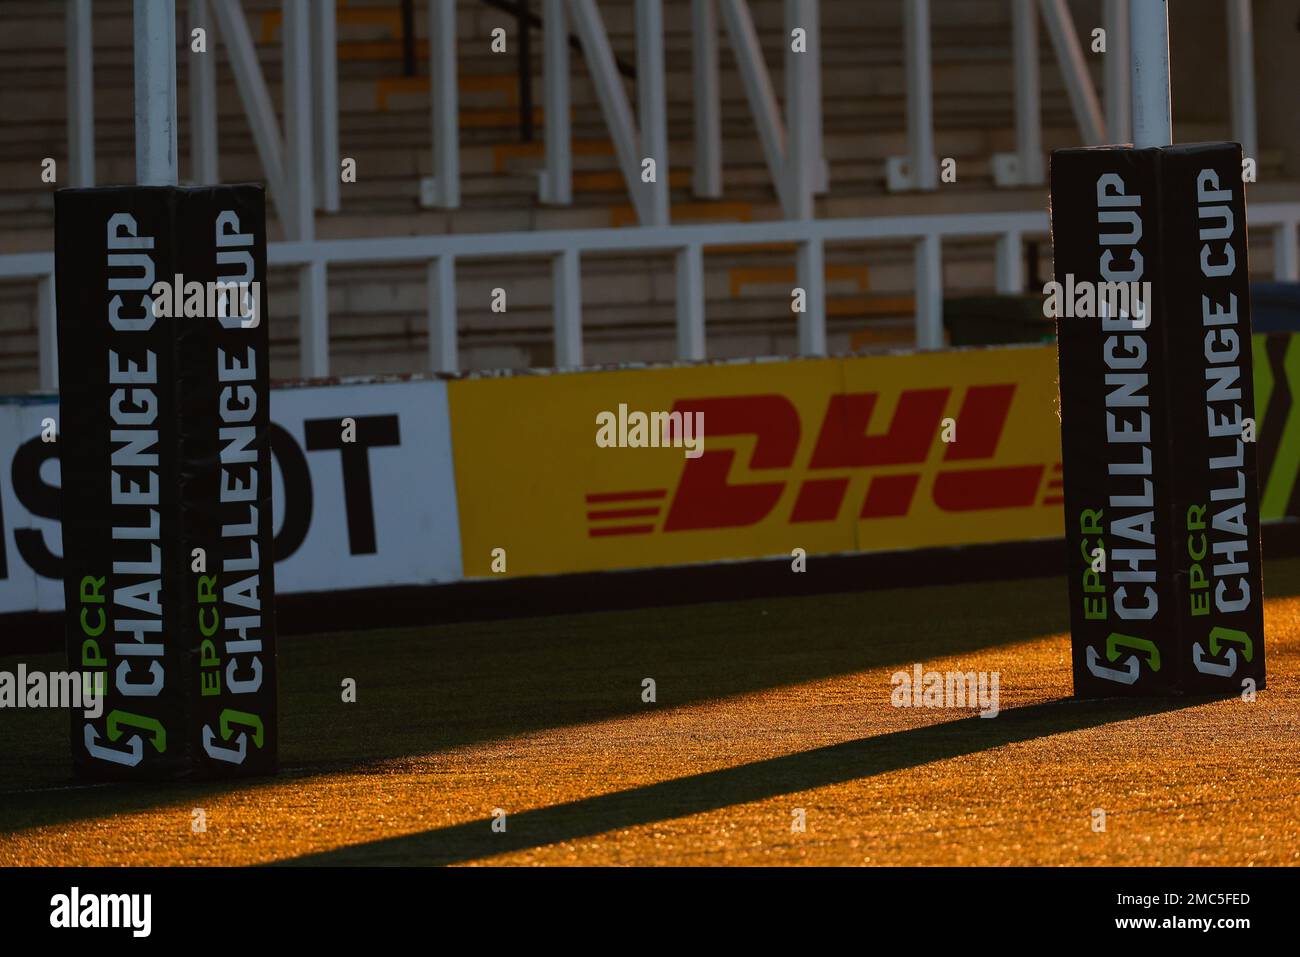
left=718, top=0, right=790, bottom=211
left=424, top=0, right=460, bottom=208
left=995, top=231, right=1024, bottom=294
left=690, top=0, right=722, bottom=199
left=886, top=0, right=937, bottom=191
left=1226, top=0, right=1257, bottom=163
left=313, top=0, right=340, bottom=212
left=426, top=255, right=458, bottom=372
left=210, top=0, right=289, bottom=227
left=133, top=0, right=179, bottom=185
left=804, top=0, right=826, bottom=193
left=284, top=0, right=322, bottom=376
left=675, top=244, right=706, bottom=360
left=552, top=249, right=583, bottom=368
left=66, top=0, right=95, bottom=187
left=1038, top=0, right=1105, bottom=146
left=784, top=0, right=816, bottom=217
left=540, top=0, right=572, bottom=204
left=993, top=0, right=1044, bottom=186
left=795, top=239, right=825, bottom=355
left=282, top=0, right=314, bottom=240
left=635, top=0, right=670, bottom=226
left=38, top=274, right=57, bottom=392
left=1103, top=0, right=1130, bottom=143
left=188, top=0, right=218, bottom=184
left=188, top=0, right=219, bottom=184
left=567, top=0, right=650, bottom=223
left=1275, top=223, right=1299, bottom=282
left=1128, top=0, right=1170, bottom=149
left=914, top=234, right=943, bottom=349
left=299, top=260, right=328, bottom=377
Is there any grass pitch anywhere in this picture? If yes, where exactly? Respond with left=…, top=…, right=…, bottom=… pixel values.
left=2, top=558, right=1299, bottom=866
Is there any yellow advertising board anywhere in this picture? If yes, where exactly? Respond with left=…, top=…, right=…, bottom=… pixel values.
left=448, top=345, right=1064, bottom=578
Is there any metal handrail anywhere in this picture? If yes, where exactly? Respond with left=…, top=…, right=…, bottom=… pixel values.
left=3, top=203, right=1298, bottom=393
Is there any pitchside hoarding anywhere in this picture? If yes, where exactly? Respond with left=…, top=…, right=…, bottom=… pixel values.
left=1, top=342, right=1291, bottom=638
left=1051, top=143, right=1265, bottom=697
left=54, top=185, right=278, bottom=778
left=0, top=380, right=463, bottom=624
left=448, top=348, right=1067, bottom=576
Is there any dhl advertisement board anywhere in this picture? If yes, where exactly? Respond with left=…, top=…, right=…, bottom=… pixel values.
left=6, top=335, right=1300, bottom=625
left=448, top=346, right=1066, bottom=577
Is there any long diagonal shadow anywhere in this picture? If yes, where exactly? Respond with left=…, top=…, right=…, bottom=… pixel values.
left=286, top=695, right=1211, bottom=866
left=0, top=576, right=1074, bottom=834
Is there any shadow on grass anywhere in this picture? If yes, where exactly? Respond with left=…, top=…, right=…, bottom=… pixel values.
left=10, top=549, right=1296, bottom=841
left=0, top=573, right=1071, bottom=835
left=286, top=694, right=1215, bottom=865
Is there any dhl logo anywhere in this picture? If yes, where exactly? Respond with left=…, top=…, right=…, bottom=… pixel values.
left=585, top=384, right=1063, bottom=537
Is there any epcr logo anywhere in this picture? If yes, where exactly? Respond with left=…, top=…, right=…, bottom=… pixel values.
left=1192, top=626, right=1253, bottom=676
left=1086, top=633, right=1161, bottom=684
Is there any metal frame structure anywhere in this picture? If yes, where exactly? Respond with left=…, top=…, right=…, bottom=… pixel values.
left=6, top=203, right=1299, bottom=387
left=10, top=0, right=1282, bottom=389
left=55, top=0, right=1265, bottom=212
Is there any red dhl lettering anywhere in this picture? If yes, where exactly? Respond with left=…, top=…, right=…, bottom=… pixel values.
left=586, top=384, right=1062, bottom=537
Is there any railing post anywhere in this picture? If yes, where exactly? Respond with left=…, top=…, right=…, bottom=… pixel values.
left=1103, top=0, right=1130, bottom=143
left=300, top=260, right=328, bottom=377
left=675, top=244, right=706, bottom=361
left=283, top=0, right=314, bottom=239
left=38, top=274, right=58, bottom=392
left=993, top=0, right=1044, bottom=185
left=635, top=0, right=670, bottom=226
left=914, top=233, right=943, bottom=349
left=886, top=0, right=936, bottom=191
left=796, top=239, right=826, bottom=355
left=427, top=255, right=458, bottom=373
left=690, top=0, right=722, bottom=199
left=517, top=0, right=534, bottom=142
left=67, top=0, right=96, bottom=187
left=313, top=0, right=340, bottom=212
left=425, top=0, right=460, bottom=208
left=996, top=231, right=1025, bottom=294
left=1275, top=222, right=1299, bottom=282
left=188, top=0, right=219, bottom=184
left=784, top=0, right=817, bottom=218
left=540, top=0, right=571, bottom=204
left=553, top=248, right=583, bottom=368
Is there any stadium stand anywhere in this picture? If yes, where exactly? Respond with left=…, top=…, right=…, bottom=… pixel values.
left=0, top=0, right=1295, bottom=388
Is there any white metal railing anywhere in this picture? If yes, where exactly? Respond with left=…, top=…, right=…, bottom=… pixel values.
left=50, top=2, right=1268, bottom=228
left=4, top=204, right=1299, bottom=391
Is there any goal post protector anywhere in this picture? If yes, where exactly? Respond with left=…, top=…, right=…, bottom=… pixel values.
left=55, top=185, right=278, bottom=779
left=1052, top=2, right=1263, bottom=697
left=1051, top=143, right=1265, bottom=698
